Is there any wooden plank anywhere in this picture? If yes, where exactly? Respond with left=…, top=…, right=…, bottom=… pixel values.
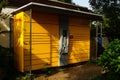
left=24, top=22, right=59, bottom=33
left=69, top=26, right=90, bottom=34
left=68, top=17, right=90, bottom=64
left=25, top=58, right=58, bottom=66
left=24, top=61, right=58, bottom=71
left=14, top=12, right=25, bottom=72
left=23, top=13, right=59, bottom=71
left=24, top=64, right=51, bottom=71
left=24, top=54, right=58, bottom=60
left=69, top=17, right=90, bottom=26
left=32, top=13, right=59, bottom=24
left=68, top=57, right=89, bottom=64
left=68, top=53, right=89, bottom=59
left=24, top=58, right=51, bottom=66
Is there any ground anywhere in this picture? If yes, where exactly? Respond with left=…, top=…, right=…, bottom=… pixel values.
left=0, top=62, right=102, bottom=80
left=37, top=63, right=102, bottom=80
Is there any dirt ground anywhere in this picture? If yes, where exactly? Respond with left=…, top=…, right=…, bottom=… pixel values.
left=37, top=63, right=102, bottom=80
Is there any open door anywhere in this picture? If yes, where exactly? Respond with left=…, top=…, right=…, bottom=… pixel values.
left=59, top=16, right=69, bottom=66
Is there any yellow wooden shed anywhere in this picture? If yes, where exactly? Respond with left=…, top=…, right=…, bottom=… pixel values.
left=11, top=2, right=102, bottom=72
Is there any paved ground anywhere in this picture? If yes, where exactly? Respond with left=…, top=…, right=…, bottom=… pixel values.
left=37, top=63, right=102, bottom=80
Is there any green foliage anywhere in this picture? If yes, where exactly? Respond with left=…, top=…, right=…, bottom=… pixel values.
left=0, top=0, right=8, bottom=12
left=98, top=39, right=120, bottom=73
left=89, top=0, right=120, bottom=40
left=89, top=0, right=120, bottom=13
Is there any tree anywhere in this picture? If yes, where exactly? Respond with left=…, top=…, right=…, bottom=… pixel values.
left=89, top=0, right=120, bottom=40
left=0, top=0, right=8, bottom=12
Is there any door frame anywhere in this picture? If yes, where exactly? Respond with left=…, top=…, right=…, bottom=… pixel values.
left=59, top=15, right=69, bottom=66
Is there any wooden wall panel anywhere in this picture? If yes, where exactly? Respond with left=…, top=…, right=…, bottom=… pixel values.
left=13, top=12, right=24, bottom=72
left=23, top=13, right=59, bottom=71
left=69, top=17, right=90, bottom=64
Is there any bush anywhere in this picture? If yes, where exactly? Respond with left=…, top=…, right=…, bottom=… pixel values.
left=98, top=39, right=120, bottom=73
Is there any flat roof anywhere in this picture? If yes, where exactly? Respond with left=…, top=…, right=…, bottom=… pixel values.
left=11, top=2, right=103, bottom=21
left=8, top=0, right=89, bottom=11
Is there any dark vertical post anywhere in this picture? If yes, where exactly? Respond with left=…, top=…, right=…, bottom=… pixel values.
left=9, top=17, right=14, bottom=69
left=96, top=21, right=98, bottom=61
left=90, top=20, right=92, bottom=61
left=100, top=22, right=102, bottom=46
left=29, top=8, right=32, bottom=80
left=9, top=17, right=12, bottom=56
left=59, top=15, right=69, bottom=66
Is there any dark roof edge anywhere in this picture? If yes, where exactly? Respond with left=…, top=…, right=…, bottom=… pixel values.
left=49, top=0, right=88, bottom=9
left=8, top=0, right=89, bottom=11
left=11, top=2, right=103, bottom=21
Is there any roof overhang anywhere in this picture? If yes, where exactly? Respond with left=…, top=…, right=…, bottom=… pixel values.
left=8, top=0, right=89, bottom=11
left=11, top=2, right=103, bottom=21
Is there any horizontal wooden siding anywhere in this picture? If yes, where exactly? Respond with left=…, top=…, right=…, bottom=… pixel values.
left=23, top=12, right=59, bottom=71
left=69, top=17, right=90, bottom=64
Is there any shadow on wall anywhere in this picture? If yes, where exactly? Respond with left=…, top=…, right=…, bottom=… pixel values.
left=32, top=13, right=90, bottom=68
left=0, top=46, right=47, bottom=80
left=29, top=14, right=93, bottom=80
left=0, top=12, right=94, bottom=80
left=27, top=12, right=59, bottom=70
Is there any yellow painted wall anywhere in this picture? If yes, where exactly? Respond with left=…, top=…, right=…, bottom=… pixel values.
left=13, top=11, right=90, bottom=72
left=23, top=12, right=59, bottom=71
left=68, top=17, right=90, bottom=64
left=13, top=12, right=24, bottom=72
